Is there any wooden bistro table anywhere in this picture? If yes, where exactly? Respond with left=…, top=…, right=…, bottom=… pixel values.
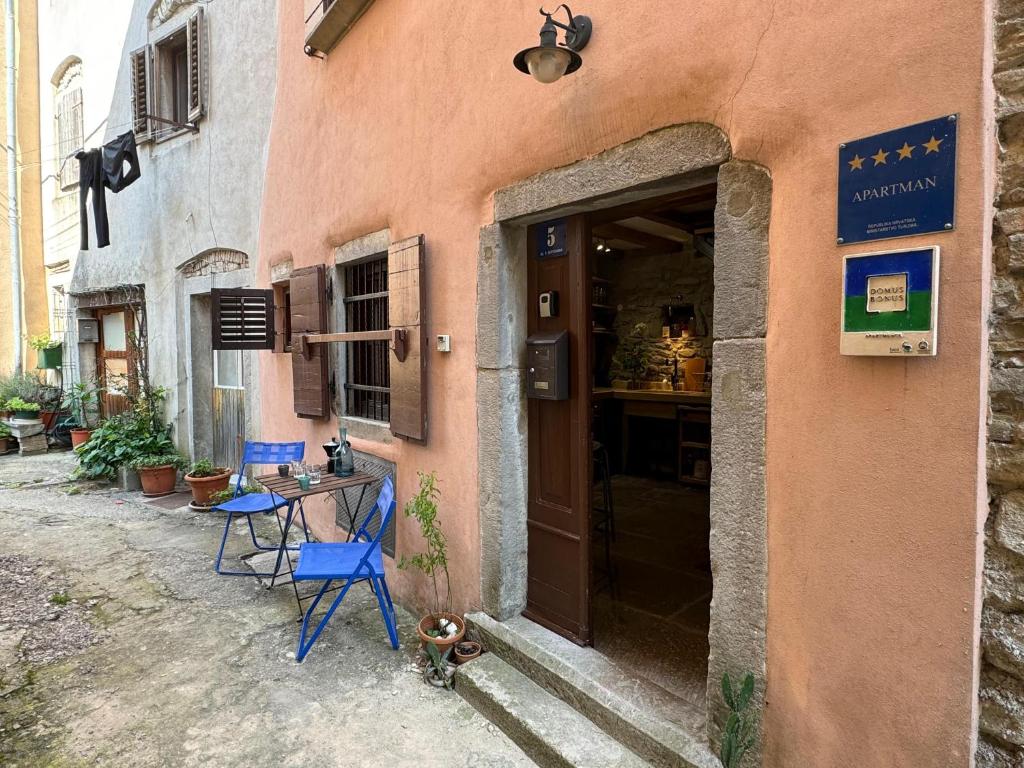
left=254, top=465, right=377, bottom=616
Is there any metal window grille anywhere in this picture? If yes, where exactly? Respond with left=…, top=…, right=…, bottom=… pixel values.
left=344, top=258, right=389, bottom=421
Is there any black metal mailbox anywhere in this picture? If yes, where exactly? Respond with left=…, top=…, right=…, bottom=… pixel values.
left=526, top=331, right=569, bottom=400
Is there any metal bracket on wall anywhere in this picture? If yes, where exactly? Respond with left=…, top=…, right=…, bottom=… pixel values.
left=143, top=114, right=199, bottom=133
left=297, top=329, right=408, bottom=364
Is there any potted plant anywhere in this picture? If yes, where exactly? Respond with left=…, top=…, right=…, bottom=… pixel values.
left=399, top=471, right=465, bottom=652
left=613, top=322, right=651, bottom=389
left=6, top=397, right=41, bottom=420
left=28, top=333, right=62, bottom=370
left=128, top=453, right=187, bottom=497
left=0, top=422, right=12, bottom=453
left=62, top=380, right=103, bottom=447
left=184, top=458, right=233, bottom=506
left=35, top=383, right=63, bottom=430
left=454, top=640, right=482, bottom=665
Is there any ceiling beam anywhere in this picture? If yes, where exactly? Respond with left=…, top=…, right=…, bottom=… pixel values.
left=592, top=222, right=682, bottom=252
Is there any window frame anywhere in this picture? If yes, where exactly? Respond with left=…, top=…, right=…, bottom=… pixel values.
left=341, top=254, right=390, bottom=424
left=213, top=348, right=245, bottom=391
left=54, top=64, right=83, bottom=191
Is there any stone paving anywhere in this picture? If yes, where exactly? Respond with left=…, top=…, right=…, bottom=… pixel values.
left=0, top=451, right=535, bottom=767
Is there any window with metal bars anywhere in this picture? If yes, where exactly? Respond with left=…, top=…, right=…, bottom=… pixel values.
left=344, top=257, right=389, bottom=421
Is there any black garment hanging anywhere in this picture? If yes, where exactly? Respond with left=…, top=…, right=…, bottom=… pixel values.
left=76, top=130, right=142, bottom=250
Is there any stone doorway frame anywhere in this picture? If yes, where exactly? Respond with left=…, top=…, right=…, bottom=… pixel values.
left=475, top=123, right=770, bottom=757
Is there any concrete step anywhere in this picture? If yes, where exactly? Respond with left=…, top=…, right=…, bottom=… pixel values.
left=465, top=612, right=719, bottom=768
left=457, top=652, right=651, bottom=768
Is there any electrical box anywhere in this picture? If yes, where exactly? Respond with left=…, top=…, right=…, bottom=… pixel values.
left=526, top=331, right=569, bottom=400
left=77, top=318, right=99, bottom=344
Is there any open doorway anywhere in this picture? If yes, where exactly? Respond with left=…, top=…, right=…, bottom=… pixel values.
left=588, top=185, right=716, bottom=708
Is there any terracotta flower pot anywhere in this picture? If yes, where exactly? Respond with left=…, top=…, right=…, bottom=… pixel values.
left=454, top=640, right=482, bottom=665
left=39, top=410, right=64, bottom=430
left=70, top=428, right=92, bottom=448
left=416, top=612, right=465, bottom=652
left=184, top=468, right=232, bottom=506
left=138, top=465, right=178, bottom=497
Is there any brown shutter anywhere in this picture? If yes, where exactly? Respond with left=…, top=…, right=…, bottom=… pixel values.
left=290, top=265, right=330, bottom=419
left=388, top=235, right=426, bottom=441
left=212, top=288, right=275, bottom=350
left=186, top=7, right=205, bottom=122
left=130, top=45, right=152, bottom=141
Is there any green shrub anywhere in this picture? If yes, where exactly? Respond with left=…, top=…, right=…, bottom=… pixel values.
left=127, top=453, right=187, bottom=471
left=0, top=372, right=44, bottom=407
left=73, top=412, right=177, bottom=480
left=27, top=333, right=61, bottom=351
left=188, top=458, right=222, bottom=478
left=0, top=423, right=10, bottom=438
left=6, top=397, right=40, bottom=413
left=61, top=380, right=103, bottom=429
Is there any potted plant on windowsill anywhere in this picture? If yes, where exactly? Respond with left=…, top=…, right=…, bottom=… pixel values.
left=6, top=398, right=41, bottom=421
left=128, top=453, right=187, bottom=497
left=28, top=333, right=62, bottom=370
left=62, top=380, right=103, bottom=447
left=399, top=471, right=465, bottom=654
left=184, top=458, right=232, bottom=506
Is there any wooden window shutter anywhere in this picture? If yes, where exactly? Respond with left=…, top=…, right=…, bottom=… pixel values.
left=211, top=288, right=275, bottom=350
left=57, top=88, right=83, bottom=188
left=290, top=265, right=330, bottom=419
left=388, top=235, right=427, bottom=441
left=130, top=45, right=152, bottom=141
left=186, top=7, right=205, bottom=122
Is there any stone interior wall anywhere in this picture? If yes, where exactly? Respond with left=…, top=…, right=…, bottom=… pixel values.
left=979, top=3, right=1024, bottom=764
left=602, top=239, right=714, bottom=384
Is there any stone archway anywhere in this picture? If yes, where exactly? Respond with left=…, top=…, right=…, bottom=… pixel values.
left=474, top=123, right=770, bottom=760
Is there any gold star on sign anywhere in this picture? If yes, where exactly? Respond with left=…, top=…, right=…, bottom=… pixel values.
left=896, top=142, right=915, bottom=160
left=871, top=148, right=889, bottom=166
left=923, top=135, right=943, bottom=154
left=848, top=154, right=865, bottom=171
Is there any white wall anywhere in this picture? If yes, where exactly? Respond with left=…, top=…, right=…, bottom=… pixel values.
left=68, top=0, right=277, bottom=456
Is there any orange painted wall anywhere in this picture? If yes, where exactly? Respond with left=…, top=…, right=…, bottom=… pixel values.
left=257, top=2, right=993, bottom=764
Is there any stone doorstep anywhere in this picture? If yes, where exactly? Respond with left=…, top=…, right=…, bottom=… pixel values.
left=465, top=612, right=718, bottom=768
left=457, top=652, right=651, bottom=768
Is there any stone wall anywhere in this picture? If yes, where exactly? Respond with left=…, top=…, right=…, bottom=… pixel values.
left=603, top=241, right=714, bottom=384
left=979, top=3, right=1024, bottom=764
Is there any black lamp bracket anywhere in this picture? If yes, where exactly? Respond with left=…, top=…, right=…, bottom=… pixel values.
left=539, top=5, right=592, bottom=52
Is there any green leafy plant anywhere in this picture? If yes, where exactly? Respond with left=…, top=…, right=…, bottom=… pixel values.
left=6, top=397, right=40, bottom=413
left=720, top=672, right=756, bottom=768
left=188, top=458, right=221, bottom=478
left=0, top=372, right=44, bottom=408
left=61, top=380, right=103, bottom=429
left=613, top=322, right=651, bottom=384
left=48, top=592, right=70, bottom=606
left=0, top=423, right=10, bottom=438
left=208, top=481, right=259, bottom=506
left=127, top=453, right=187, bottom=471
left=73, top=409, right=177, bottom=480
left=27, top=333, right=60, bottom=351
left=398, top=471, right=452, bottom=619
left=423, top=643, right=455, bottom=690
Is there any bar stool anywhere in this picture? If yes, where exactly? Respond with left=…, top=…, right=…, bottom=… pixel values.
left=592, top=440, right=618, bottom=595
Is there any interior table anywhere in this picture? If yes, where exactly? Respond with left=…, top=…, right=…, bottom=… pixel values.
left=254, top=466, right=377, bottom=615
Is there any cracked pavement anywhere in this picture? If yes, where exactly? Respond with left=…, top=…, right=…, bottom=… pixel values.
left=0, top=451, right=534, bottom=767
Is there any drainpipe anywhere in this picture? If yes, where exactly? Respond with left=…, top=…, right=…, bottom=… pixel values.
left=5, top=0, right=20, bottom=373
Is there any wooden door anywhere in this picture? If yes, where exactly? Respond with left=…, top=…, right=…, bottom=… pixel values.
left=96, top=307, right=134, bottom=418
left=525, top=215, right=592, bottom=644
left=212, top=349, right=245, bottom=471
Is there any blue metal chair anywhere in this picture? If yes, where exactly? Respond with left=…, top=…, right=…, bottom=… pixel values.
left=293, top=475, right=399, bottom=661
left=214, top=441, right=307, bottom=577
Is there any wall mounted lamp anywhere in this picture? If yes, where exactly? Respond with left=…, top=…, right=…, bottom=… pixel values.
left=513, top=5, right=593, bottom=84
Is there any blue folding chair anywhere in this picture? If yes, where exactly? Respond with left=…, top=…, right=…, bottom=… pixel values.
left=293, top=475, right=399, bottom=661
left=214, top=441, right=307, bottom=577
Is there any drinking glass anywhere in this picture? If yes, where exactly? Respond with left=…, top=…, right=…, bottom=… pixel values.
left=309, top=467, right=321, bottom=486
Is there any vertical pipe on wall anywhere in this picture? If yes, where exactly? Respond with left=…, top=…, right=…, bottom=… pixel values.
left=5, top=0, right=21, bottom=373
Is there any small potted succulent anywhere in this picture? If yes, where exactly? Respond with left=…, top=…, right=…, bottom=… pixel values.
left=399, top=471, right=465, bottom=654
left=184, top=458, right=233, bottom=506
left=28, top=333, right=62, bottom=370
left=6, top=397, right=41, bottom=420
left=128, top=453, right=187, bottom=497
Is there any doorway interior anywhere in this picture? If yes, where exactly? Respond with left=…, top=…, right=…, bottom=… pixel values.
left=525, top=183, right=718, bottom=713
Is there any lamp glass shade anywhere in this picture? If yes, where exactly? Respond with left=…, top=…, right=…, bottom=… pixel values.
left=525, top=46, right=572, bottom=83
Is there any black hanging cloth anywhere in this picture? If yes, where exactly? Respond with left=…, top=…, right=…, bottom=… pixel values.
left=76, top=130, right=142, bottom=250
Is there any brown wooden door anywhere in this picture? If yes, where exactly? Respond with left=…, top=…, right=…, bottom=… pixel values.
left=525, top=215, right=592, bottom=644
left=96, top=307, right=134, bottom=418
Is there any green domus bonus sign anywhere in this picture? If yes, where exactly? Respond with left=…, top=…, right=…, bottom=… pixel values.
left=841, top=246, right=940, bottom=356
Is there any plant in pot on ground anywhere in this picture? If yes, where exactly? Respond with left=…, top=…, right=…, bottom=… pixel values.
left=6, top=397, right=41, bottom=420
left=128, top=453, right=187, bottom=496
left=398, top=471, right=463, bottom=688
left=62, top=380, right=103, bottom=447
left=184, top=458, right=232, bottom=506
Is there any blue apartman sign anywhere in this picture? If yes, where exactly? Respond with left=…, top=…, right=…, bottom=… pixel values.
left=837, top=115, right=957, bottom=245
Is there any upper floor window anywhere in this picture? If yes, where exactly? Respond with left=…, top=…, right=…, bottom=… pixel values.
left=54, top=62, right=83, bottom=190
left=131, top=6, right=205, bottom=142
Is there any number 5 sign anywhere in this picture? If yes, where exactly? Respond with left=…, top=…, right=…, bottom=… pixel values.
left=536, top=219, right=567, bottom=259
